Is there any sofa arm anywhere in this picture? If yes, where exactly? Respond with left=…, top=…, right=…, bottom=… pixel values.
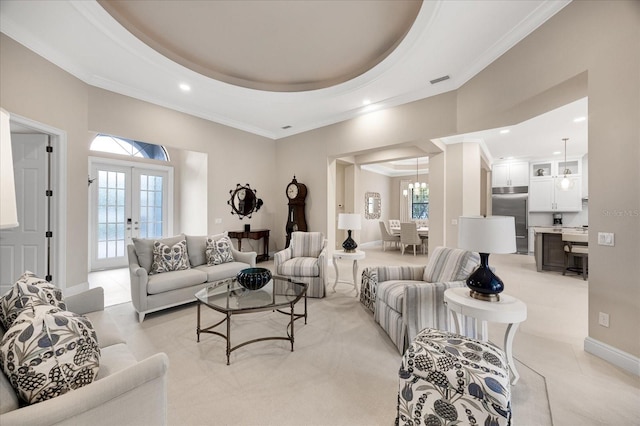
left=127, top=244, right=148, bottom=314
left=273, top=247, right=292, bottom=270
left=0, top=352, right=169, bottom=426
left=403, top=280, right=476, bottom=344
left=65, top=287, right=105, bottom=315
left=317, top=247, right=327, bottom=279
left=231, top=248, right=257, bottom=267
left=360, top=266, right=426, bottom=313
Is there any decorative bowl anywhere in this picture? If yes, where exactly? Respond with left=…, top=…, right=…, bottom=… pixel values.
left=236, top=267, right=272, bottom=290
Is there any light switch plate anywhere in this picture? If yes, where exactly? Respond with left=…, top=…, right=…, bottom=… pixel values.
left=214, top=218, right=222, bottom=224
left=598, top=232, right=614, bottom=246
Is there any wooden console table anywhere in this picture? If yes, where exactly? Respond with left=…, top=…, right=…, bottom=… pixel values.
left=227, top=229, right=270, bottom=262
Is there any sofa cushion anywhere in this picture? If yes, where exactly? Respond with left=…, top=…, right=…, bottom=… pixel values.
left=194, top=261, right=249, bottom=283
left=147, top=268, right=207, bottom=295
left=0, top=305, right=100, bottom=405
left=0, top=271, right=66, bottom=330
left=206, top=235, right=235, bottom=265
left=84, top=310, right=126, bottom=349
left=186, top=233, right=226, bottom=267
left=95, top=343, right=137, bottom=380
left=133, top=234, right=185, bottom=273
left=377, top=280, right=425, bottom=313
left=277, top=257, right=320, bottom=277
left=290, top=232, right=324, bottom=258
left=150, top=239, right=191, bottom=275
left=423, top=247, right=477, bottom=283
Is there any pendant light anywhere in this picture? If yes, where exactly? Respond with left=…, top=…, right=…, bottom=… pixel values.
left=559, top=138, right=573, bottom=191
left=405, top=158, right=426, bottom=196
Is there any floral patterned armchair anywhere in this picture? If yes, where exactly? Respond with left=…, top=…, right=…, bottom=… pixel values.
left=396, top=328, right=511, bottom=426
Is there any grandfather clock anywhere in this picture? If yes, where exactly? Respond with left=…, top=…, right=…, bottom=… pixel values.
left=285, top=176, right=307, bottom=247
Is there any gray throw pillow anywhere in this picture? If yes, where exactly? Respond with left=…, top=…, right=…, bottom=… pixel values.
left=206, top=236, right=235, bottom=265
left=186, top=232, right=226, bottom=267
left=150, top=239, right=191, bottom=275
left=133, top=234, right=185, bottom=273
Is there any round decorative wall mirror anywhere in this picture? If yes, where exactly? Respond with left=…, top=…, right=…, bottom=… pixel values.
left=228, top=183, right=263, bottom=219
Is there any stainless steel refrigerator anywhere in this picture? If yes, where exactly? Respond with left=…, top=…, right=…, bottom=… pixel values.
left=492, top=186, right=528, bottom=254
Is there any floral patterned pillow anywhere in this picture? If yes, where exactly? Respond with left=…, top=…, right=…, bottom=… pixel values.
left=0, top=305, right=100, bottom=404
left=150, top=239, right=191, bottom=275
left=0, top=271, right=66, bottom=330
left=206, top=236, right=235, bottom=265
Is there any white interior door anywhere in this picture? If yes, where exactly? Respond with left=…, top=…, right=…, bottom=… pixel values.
left=90, top=162, right=169, bottom=271
left=0, top=134, right=48, bottom=290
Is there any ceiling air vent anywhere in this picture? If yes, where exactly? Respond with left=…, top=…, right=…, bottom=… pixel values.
left=430, top=75, right=450, bottom=85
left=281, top=125, right=292, bottom=130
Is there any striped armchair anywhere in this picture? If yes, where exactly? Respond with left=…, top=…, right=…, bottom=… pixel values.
left=360, top=246, right=479, bottom=352
left=274, top=231, right=327, bottom=298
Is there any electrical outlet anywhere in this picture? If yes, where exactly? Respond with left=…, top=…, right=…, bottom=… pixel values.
left=598, top=232, right=614, bottom=246
left=598, top=312, right=610, bottom=327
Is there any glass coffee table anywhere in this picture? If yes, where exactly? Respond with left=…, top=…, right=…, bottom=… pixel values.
left=195, top=276, right=307, bottom=365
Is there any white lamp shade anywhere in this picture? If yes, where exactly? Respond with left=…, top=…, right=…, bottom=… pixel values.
left=458, top=216, right=516, bottom=254
left=0, top=108, right=18, bottom=229
left=338, top=213, right=361, bottom=230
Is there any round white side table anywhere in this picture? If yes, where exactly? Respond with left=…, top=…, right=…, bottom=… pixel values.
left=332, top=250, right=365, bottom=297
left=444, top=287, right=527, bottom=385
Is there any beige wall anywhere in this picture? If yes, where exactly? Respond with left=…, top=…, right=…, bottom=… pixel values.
left=277, top=1, right=640, bottom=358
left=0, top=34, right=278, bottom=288
left=1, top=1, right=638, bottom=361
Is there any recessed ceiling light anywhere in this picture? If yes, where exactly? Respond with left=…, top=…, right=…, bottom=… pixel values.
left=499, top=129, right=510, bottom=134
left=553, top=151, right=562, bottom=155
left=362, top=99, right=371, bottom=106
left=573, top=116, right=586, bottom=122
left=179, top=83, right=191, bottom=92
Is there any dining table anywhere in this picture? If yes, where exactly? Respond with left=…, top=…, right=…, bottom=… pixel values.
left=390, top=226, right=429, bottom=236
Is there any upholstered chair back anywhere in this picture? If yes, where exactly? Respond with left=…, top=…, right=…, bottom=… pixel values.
left=290, top=231, right=325, bottom=258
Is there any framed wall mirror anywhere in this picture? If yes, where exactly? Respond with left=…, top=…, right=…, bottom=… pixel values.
left=364, top=192, right=381, bottom=219
left=228, top=183, right=263, bottom=219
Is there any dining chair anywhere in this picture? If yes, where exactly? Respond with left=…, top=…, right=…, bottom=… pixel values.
left=400, top=222, right=425, bottom=255
left=379, top=221, right=400, bottom=251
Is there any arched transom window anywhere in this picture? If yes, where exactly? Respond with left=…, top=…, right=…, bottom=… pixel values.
left=90, top=134, right=169, bottom=161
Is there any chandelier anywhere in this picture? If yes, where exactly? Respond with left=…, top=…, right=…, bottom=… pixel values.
left=403, top=158, right=426, bottom=197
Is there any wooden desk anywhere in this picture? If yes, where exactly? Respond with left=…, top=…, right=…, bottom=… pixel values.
left=227, top=229, right=270, bottom=262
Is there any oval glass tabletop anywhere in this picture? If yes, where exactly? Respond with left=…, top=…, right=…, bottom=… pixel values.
left=195, top=276, right=307, bottom=312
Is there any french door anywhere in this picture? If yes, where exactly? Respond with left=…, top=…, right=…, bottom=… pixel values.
left=90, top=161, right=170, bottom=270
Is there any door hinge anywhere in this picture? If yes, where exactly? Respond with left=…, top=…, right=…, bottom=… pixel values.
left=46, top=190, right=53, bottom=197
left=45, top=231, right=53, bottom=238
left=46, top=146, right=53, bottom=153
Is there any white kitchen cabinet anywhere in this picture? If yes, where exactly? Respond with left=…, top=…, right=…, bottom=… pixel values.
left=531, top=159, right=581, bottom=178
left=492, top=161, right=529, bottom=187
left=529, top=176, right=582, bottom=212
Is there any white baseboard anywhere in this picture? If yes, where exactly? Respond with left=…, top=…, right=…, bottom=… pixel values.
left=359, top=240, right=381, bottom=248
left=584, top=337, right=640, bottom=376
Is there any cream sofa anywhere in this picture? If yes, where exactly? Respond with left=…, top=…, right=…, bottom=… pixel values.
left=0, top=287, right=169, bottom=426
left=128, top=233, right=257, bottom=322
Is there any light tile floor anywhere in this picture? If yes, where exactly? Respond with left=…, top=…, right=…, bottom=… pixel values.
left=88, top=243, right=640, bottom=424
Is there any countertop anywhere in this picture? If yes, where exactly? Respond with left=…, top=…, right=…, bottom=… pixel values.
left=532, top=226, right=588, bottom=235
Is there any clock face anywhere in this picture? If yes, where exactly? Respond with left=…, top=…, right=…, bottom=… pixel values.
left=287, top=183, right=299, bottom=199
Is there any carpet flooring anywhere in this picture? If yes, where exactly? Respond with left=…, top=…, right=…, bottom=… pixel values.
left=106, top=288, right=550, bottom=425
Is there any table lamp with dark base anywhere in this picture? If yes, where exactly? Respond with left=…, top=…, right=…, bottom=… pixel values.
left=338, top=213, right=361, bottom=254
left=458, top=216, right=516, bottom=302
left=466, top=253, right=504, bottom=302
